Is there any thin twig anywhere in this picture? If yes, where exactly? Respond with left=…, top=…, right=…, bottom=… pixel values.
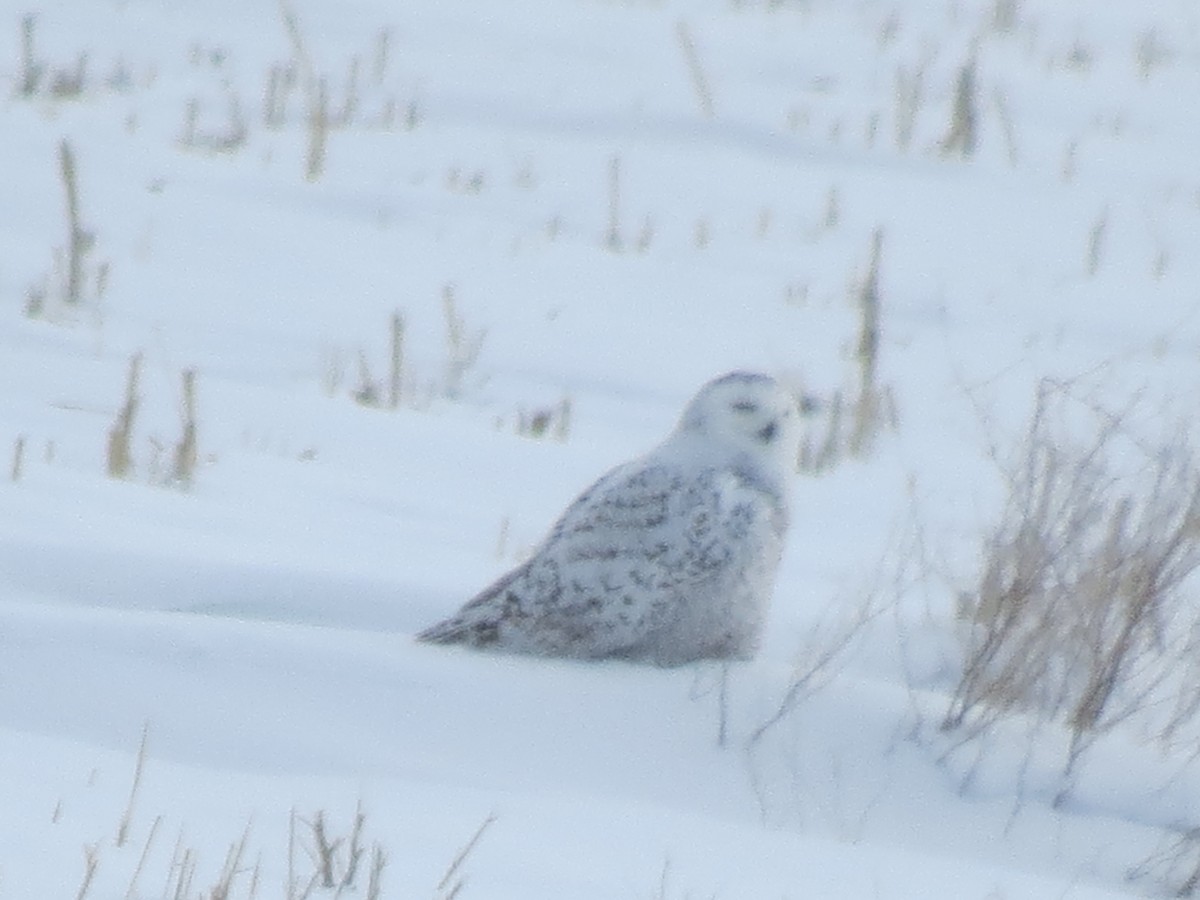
left=124, top=815, right=163, bottom=900
left=676, top=21, right=715, bottom=119
left=437, top=814, right=496, bottom=895
left=116, top=723, right=150, bottom=847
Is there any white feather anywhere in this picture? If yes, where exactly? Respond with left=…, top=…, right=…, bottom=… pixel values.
left=417, top=371, right=801, bottom=666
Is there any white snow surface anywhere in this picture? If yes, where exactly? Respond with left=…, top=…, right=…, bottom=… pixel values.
left=3, top=0, right=1200, bottom=896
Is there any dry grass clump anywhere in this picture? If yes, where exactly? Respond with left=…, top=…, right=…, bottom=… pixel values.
left=440, top=285, right=486, bottom=401
left=675, top=21, right=715, bottom=119
left=171, top=370, right=199, bottom=486
left=944, top=381, right=1200, bottom=791
left=106, top=353, right=143, bottom=480
left=105, top=355, right=203, bottom=487
left=939, top=55, right=979, bottom=159
left=15, top=13, right=88, bottom=100
left=11, top=436, right=26, bottom=482
left=26, top=139, right=108, bottom=319
left=513, top=397, right=572, bottom=442
left=49, top=725, right=507, bottom=900
left=287, top=804, right=387, bottom=900
left=797, top=228, right=898, bottom=474
left=331, top=293, right=487, bottom=411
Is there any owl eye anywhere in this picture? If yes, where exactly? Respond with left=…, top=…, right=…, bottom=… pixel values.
left=731, top=400, right=759, bottom=414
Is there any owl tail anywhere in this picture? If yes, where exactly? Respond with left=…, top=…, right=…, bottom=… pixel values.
left=414, top=616, right=469, bottom=645
left=415, top=565, right=528, bottom=647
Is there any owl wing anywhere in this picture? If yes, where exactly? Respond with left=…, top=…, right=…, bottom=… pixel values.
left=417, top=459, right=690, bottom=652
left=415, top=458, right=676, bottom=648
left=418, top=456, right=776, bottom=661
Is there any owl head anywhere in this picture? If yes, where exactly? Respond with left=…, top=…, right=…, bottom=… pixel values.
left=676, top=371, right=802, bottom=470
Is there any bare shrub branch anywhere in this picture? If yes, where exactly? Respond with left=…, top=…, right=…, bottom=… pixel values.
left=1129, top=826, right=1200, bottom=896
left=945, top=380, right=1200, bottom=790
left=749, top=596, right=881, bottom=747
left=749, top=528, right=905, bottom=748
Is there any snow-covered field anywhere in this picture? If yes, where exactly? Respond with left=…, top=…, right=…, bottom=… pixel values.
left=4, top=0, right=1200, bottom=896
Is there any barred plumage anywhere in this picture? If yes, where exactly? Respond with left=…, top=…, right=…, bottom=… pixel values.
left=417, top=372, right=800, bottom=666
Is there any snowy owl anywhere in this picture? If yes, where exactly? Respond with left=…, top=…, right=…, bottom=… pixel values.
left=417, top=371, right=801, bottom=666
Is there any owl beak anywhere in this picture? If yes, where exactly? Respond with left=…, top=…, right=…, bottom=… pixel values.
left=757, top=421, right=778, bottom=444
